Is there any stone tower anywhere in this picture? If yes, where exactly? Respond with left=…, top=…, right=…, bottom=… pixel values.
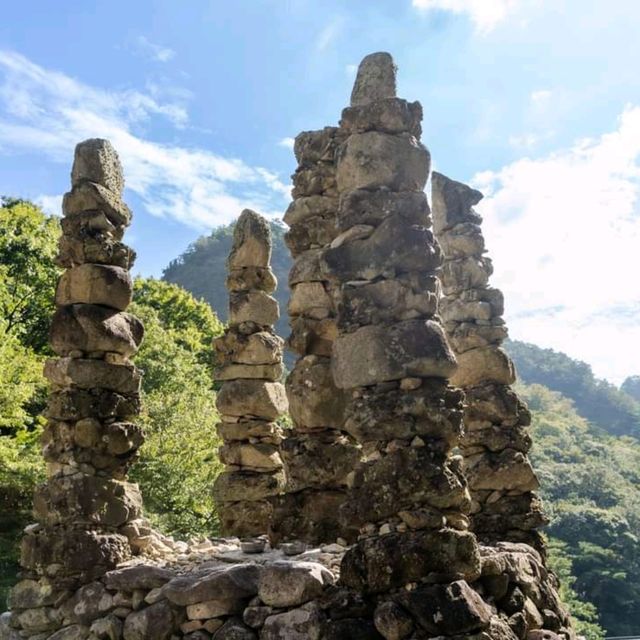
left=432, top=172, right=546, bottom=548
left=13, top=139, right=144, bottom=631
left=271, top=128, right=360, bottom=543
left=212, top=209, right=288, bottom=538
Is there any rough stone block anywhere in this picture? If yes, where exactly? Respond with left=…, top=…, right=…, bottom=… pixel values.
left=213, top=470, right=285, bottom=502
left=258, top=562, right=333, bottom=607
left=56, top=264, right=132, bottom=310
left=323, top=214, right=440, bottom=281
left=284, top=195, right=337, bottom=226
left=350, top=52, right=397, bottom=106
left=336, top=131, right=429, bottom=193
left=294, top=127, right=341, bottom=166
left=226, top=267, right=277, bottom=294
left=44, top=358, right=141, bottom=395
left=229, top=291, right=279, bottom=326
left=286, top=356, right=347, bottom=429
left=340, top=528, right=481, bottom=593
left=288, top=282, right=334, bottom=319
left=63, top=181, right=131, bottom=226
left=331, top=320, right=457, bottom=388
left=46, top=388, right=140, bottom=422
left=431, top=171, right=483, bottom=233
left=450, top=346, right=516, bottom=388
left=341, top=98, right=422, bottom=136
left=56, top=236, right=135, bottom=270
left=214, top=330, right=283, bottom=366
left=216, top=380, right=287, bottom=420
left=72, top=139, right=124, bottom=195
left=219, top=443, right=283, bottom=470
left=228, top=209, right=272, bottom=269
left=50, top=305, right=144, bottom=358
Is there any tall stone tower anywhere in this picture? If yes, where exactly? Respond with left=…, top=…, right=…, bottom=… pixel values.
left=271, top=128, right=360, bottom=543
left=432, top=173, right=545, bottom=549
left=16, top=140, right=144, bottom=628
left=212, top=209, right=288, bottom=538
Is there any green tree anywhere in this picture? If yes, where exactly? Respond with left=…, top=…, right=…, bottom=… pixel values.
left=129, top=280, right=225, bottom=536
left=621, top=375, right=640, bottom=403
left=0, top=198, right=60, bottom=353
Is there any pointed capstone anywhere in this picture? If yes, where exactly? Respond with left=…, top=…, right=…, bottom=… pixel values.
left=228, top=209, right=273, bottom=269
left=350, top=52, right=397, bottom=106
left=431, top=171, right=483, bottom=233
left=71, top=138, right=125, bottom=195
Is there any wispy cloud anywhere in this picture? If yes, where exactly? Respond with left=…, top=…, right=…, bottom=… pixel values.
left=315, top=17, right=345, bottom=52
left=412, top=0, right=518, bottom=33
left=0, top=50, right=290, bottom=229
left=277, top=137, right=295, bottom=149
left=474, top=105, right=640, bottom=383
left=133, top=35, right=176, bottom=63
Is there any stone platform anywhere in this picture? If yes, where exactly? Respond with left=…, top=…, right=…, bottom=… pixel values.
left=1, top=532, right=570, bottom=640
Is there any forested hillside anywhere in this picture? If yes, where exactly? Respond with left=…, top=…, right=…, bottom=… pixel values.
left=2, top=203, right=640, bottom=637
left=163, top=220, right=292, bottom=341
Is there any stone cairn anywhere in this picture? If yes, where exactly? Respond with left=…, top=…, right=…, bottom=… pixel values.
left=212, top=210, right=288, bottom=538
left=10, top=139, right=145, bottom=634
left=270, top=126, right=361, bottom=545
left=431, top=173, right=545, bottom=549
left=2, top=59, right=576, bottom=640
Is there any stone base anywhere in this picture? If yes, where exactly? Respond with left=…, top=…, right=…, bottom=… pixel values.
left=2, top=536, right=574, bottom=640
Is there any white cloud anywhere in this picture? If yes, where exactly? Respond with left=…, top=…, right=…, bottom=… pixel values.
left=0, top=51, right=289, bottom=229
left=412, top=0, right=518, bottom=33
left=35, top=194, right=63, bottom=216
left=278, top=137, right=295, bottom=149
left=345, top=64, right=358, bottom=77
left=134, top=36, right=176, bottom=63
left=315, top=17, right=345, bottom=52
left=473, top=105, right=640, bottom=384
left=530, top=89, right=552, bottom=106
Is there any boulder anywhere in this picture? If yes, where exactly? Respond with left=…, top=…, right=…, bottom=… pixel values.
left=285, top=214, right=340, bottom=257
left=294, top=127, right=341, bottom=166
left=46, top=388, right=140, bottom=421
left=288, top=282, right=334, bottom=319
left=288, top=317, right=337, bottom=357
left=440, top=256, right=493, bottom=295
left=50, top=305, right=144, bottom=357
left=56, top=236, right=135, bottom=270
left=350, top=52, right=397, bottom=106
left=104, top=565, right=175, bottom=591
left=465, top=449, right=540, bottom=493
left=437, top=222, right=485, bottom=258
left=288, top=249, right=326, bottom=286
left=216, top=362, right=284, bottom=381
left=292, top=163, right=337, bottom=198
left=373, top=601, right=414, bottom=640
left=90, top=615, right=123, bottom=640
left=217, top=499, right=273, bottom=539
left=219, top=443, right=283, bottom=470
left=213, top=618, right=257, bottom=639
left=331, top=320, right=457, bottom=388
left=336, top=131, right=428, bottom=193
left=56, top=264, right=132, bottom=310
left=214, top=330, right=283, bottom=366
left=284, top=195, right=337, bottom=226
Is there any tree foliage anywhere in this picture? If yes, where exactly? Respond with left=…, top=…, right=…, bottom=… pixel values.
left=0, top=198, right=60, bottom=353
left=507, top=339, right=640, bottom=437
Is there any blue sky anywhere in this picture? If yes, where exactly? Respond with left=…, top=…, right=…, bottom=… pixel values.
left=1, top=0, right=639, bottom=384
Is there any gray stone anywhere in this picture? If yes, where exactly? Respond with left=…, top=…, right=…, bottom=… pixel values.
left=56, top=264, right=132, bottom=311
left=258, top=561, right=333, bottom=607
left=336, top=131, right=429, bottom=193
left=63, top=182, right=131, bottom=226
left=350, top=52, right=397, bottom=106
left=331, top=320, right=457, bottom=388
left=431, top=171, right=483, bottom=233
left=373, top=601, right=414, bottom=640
left=341, top=98, right=422, bottom=136
left=228, top=209, right=272, bottom=269
left=229, top=291, right=279, bottom=326
left=47, top=625, right=91, bottom=640
left=72, top=139, right=124, bottom=195
left=261, top=602, right=325, bottom=640
left=161, top=563, right=260, bottom=606
left=44, top=358, right=141, bottom=394
left=213, top=470, right=285, bottom=501
left=449, top=346, right=516, bottom=388
left=90, top=614, right=123, bottom=640
left=50, top=305, right=144, bottom=358
left=122, top=602, right=174, bottom=640
left=104, top=565, right=175, bottom=591
left=213, top=618, right=257, bottom=639
left=216, top=380, right=287, bottom=420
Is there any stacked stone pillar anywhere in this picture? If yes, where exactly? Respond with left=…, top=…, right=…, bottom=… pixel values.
left=212, top=210, right=288, bottom=538
left=432, top=173, right=545, bottom=548
left=320, top=53, right=483, bottom=599
left=13, top=139, right=144, bottom=632
left=270, top=128, right=360, bottom=544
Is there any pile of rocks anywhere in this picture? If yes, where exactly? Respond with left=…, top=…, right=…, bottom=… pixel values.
left=431, top=173, right=545, bottom=548
left=212, top=211, right=288, bottom=538
left=270, top=127, right=360, bottom=544
left=9, top=139, right=146, bottom=635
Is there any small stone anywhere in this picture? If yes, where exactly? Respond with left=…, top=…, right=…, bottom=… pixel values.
left=261, top=602, right=325, bottom=640
left=122, top=602, right=174, bottom=640
left=241, top=539, right=267, bottom=554
left=280, top=541, right=306, bottom=556
left=374, top=601, right=414, bottom=640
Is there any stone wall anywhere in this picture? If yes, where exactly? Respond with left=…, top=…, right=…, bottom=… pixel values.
left=431, top=173, right=546, bottom=549
left=212, top=209, right=288, bottom=538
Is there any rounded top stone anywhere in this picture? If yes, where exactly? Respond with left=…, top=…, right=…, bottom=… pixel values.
left=350, top=52, right=397, bottom=106
left=228, top=209, right=273, bottom=269
left=71, top=138, right=124, bottom=195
